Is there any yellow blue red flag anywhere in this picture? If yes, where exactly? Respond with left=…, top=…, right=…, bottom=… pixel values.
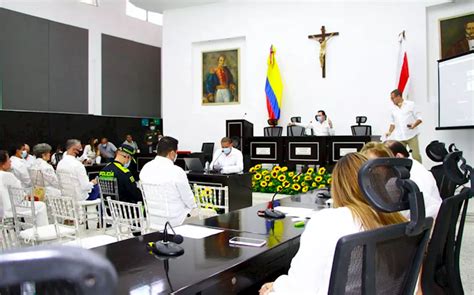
left=265, top=45, right=283, bottom=121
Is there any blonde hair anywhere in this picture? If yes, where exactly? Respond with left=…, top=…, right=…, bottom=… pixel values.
left=331, top=153, right=406, bottom=230
left=360, top=141, right=394, bottom=159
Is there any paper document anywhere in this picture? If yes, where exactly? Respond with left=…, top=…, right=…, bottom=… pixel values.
left=174, top=224, right=223, bottom=239
left=274, top=206, right=316, bottom=219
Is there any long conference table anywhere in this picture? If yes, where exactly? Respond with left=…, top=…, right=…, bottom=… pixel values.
left=91, top=193, right=326, bottom=294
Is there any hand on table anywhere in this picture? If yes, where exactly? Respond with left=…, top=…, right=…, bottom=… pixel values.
left=259, top=282, right=274, bottom=295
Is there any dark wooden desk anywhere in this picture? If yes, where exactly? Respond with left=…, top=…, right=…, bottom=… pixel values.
left=85, top=164, right=107, bottom=180
left=186, top=172, right=252, bottom=211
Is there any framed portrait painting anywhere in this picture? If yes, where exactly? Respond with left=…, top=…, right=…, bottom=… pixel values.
left=439, top=12, right=474, bottom=59
left=202, top=49, right=240, bottom=105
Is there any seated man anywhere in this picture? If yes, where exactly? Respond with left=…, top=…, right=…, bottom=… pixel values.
left=288, top=110, right=335, bottom=136
left=210, top=137, right=243, bottom=174
left=99, top=144, right=142, bottom=204
left=56, top=139, right=99, bottom=201
left=99, top=137, right=117, bottom=163
left=139, top=136, right=197, bottom=226
left=9, top=143, right=33, bottom=189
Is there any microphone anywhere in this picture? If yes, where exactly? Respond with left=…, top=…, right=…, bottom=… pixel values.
left=149, top=222, right=184, bottom=256
left=260, top=171, right=303, bottom=219
left=211, top=150, right=225, bottom=172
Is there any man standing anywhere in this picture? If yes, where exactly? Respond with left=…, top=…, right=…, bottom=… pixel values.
left=99, top=144, right=142, bottom=204
left=139, top=136, right=196, bottom=226
left=385, top=89, right=423, bottom=163
left=99, top=137, right=117, bottom=163
left=210, top=137, right=244, bottom=174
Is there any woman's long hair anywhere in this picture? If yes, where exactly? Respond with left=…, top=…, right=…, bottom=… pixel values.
left=331, top=153, right=407, bottom=230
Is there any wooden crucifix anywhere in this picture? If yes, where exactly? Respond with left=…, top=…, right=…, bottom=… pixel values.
left=308, top=26, right=339, bottom=78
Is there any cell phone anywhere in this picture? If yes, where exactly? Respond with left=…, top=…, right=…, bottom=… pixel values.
left=229, top=237, right=266, bottom=247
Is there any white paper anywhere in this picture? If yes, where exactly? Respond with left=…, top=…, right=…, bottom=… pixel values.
left=274, top=206, right=316, bottom=219
left=174, top=224, right=223, bottom=239
left=339, top=148, right=358, bottom=156
left=256, top=147, right=271, bottom=155
left=295, top=147, right=311, bottom=156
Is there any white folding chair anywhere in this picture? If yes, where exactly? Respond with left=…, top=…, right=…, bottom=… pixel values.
left=47, top=195, right=81, bottom=242
left=106, top=197, right=146, bottom=240
left=98, top=178, right=120, bottom=228
left=193, top=184, right=229, bottom=218
left=1, top=218, right=19, bottom=250
left=139, top=182, right=172, bottom=230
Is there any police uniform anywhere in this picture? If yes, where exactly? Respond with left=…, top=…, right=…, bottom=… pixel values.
left=99, top=160, right=143, bottom=204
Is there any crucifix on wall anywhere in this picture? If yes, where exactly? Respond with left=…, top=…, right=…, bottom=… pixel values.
left=308, top=26, right=339, bottom=78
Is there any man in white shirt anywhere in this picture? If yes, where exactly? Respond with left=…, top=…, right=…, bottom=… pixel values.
left=56, top=139, right=99, bottom=201
left=9, top=143, right=33, bottom=189
left=140, top=136, right=197, bottom=226
left=23, top=143, right=36, bottom=167
left=385, top=89, right=423, bottom=163
left=288, top=110, right=335, bottom=136
left=210, top=137, right=244, bottom=174
left=385, top=140, right=442, bottom=220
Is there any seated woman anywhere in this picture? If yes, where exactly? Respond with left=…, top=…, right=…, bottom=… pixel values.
left=79, top=138, right=101, bottom=165
left=0, top=150, right=49, bottom=226
left=259, top=153, right=406, bottom=295
left=29, top=143, right=61, bottom=198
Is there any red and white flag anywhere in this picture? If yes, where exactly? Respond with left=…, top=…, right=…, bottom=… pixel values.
left=396, top=31, right=410, bottom=99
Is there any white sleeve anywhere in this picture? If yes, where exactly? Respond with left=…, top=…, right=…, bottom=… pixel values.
left=176, top=169, right=197, bottom=209
left=15, top=165, right=32, bottom=188
left=412, top=103, right=422, bottom=122
left=110, top=143, right=117, bottom=152
left=210, top=150, right=222, bottom=170
left=76, top=163, right=93, bottom=193
left=42, top=165, right=60, bottom=189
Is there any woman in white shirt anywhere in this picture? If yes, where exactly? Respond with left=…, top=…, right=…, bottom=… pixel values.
left=79, top=138, right=101, bottom=165
left=29, top=143, right=61, bottom=197
left=259, top=153, right=406, bottom=295
left=0, top=150, right=49, bottom=226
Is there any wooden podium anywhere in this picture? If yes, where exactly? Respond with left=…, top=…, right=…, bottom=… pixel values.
left=226, top=119, right=253, bottom=170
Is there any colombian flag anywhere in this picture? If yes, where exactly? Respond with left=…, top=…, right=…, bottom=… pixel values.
left=265, top=45, right=283, bottom=121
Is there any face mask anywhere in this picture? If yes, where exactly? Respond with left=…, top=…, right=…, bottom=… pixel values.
left=223, top=147, right=231, bottom=155
left=173, top=152, right=178, bottom=162
left=124, top=160, right=131, bottom=168
left=21, top=150, right=27, bottom=159
left=102, top=144, right=107, bottom=148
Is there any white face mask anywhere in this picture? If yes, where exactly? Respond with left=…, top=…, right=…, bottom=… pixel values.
left=173, top=152, right=178, bottom=162
left=223, top=147, right=232, bottom=155
left=102, top=144, right=107, bottom=148
left=124, top=160, right=131, bottom=168
left=21, top=150, right=28, bottom=159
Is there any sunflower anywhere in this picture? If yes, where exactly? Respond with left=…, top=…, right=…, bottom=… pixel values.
left=255, top=164, right=262, bottom=170
left=318, top=184, right=326, bottom=189
left=304, top=175, right=312, bottom=181
left=283, top=181, right=291, bottom=188
left=273, top=166, right=281, bottom=172
left=252, top=181, right=256, bottom=187
left=318, top=167, right=326, bottom=175
left=288, top=171, right=295, bottom=177
left=292, top=183, right=301, bottom=191
left=312, top=182, right=317, bottom=187
left=302, top=186, right=309, bottom=193
left=268, top=182, right=274, bottom=187
left=306, top=167, right=314, bottom=174
left=264, top=175, right=271, bottom=181
left=277, top=185, right=283, bottom=191
left=249, top=167, right=256, bottom=173
left=328, top=178, right=332, bottom=184
left=278, top=174, right=286, bottom=182
left=295, top=175, right=301, bottom=182
left=262, top=170, right=270, bottom=175
left=281, top=166, right=288, bottom=172
left=271, top=171, right=278, bottom=178
left=315, top=176, right=323, bottom=182
left=261, top=181, right=268, bottom=187
left=301, top=182, right=307, bottom=187
left=254, top=173, right=262, bottom=180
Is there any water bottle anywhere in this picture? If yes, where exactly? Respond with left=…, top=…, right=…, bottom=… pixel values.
left=204, top=161, right=210, bottom=173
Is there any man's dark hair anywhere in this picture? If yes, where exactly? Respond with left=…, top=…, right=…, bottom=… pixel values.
left=221, top=137, right=232, bottom=144
left=0, top=150, right=9, bottom=164
left=8, top=143, right=24, bottom=157
left=391, top=89, right=402, bottom=97
left=384, top=140, right=410, bottom=158
left=157, top=136, right=179, bottom=157
left=317, top=110, right=327, bottom=116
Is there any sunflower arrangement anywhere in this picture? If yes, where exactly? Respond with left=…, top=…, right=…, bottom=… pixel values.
left=250, top=164, right=332, bottom=195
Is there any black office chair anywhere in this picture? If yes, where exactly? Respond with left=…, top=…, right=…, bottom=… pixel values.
left=201, top=142, right=214, bottom=163
left=422, top=151, right=473, bottom=295
left=290, top=116, right=301, bottom=123
left=426, top=140, right=463, bottom=199
left=0, top=246, right=118, bottom=294
left=350, top=116, right=372, bottom=136
left=264, top=126, right=283, bottom=137
left=328, top=158, right=433, bottom=295
left=287, top=125, right=305, bottom=136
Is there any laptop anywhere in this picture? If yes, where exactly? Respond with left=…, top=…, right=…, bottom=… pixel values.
left=183, top=158, right=204, bottom=172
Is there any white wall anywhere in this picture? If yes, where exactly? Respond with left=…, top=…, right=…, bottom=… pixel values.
left=0, top=0, right=162, bottom=115
left=162, top=2, right=432, bottom=157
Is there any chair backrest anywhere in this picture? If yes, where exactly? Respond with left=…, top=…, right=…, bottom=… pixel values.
left=264, top=126, right=283, bottom=137
left=350, top=125, right=372, bottom=136
left=355, top=116, right=367, bottom=125
left=7, top=186, right=37, bottom=238
left=29, top=168, right=46, bottom=187
left=290, top=116, right=301, bottom=123
left=201, top=142, right=215, bottom=163
left=47, top=195, right=80, bottom=235
left=1, top=218, right=19, bottom=250
left=287, top=125, right=305, bottom=136
left=193, top=184, right=229, bottom=215
left=0, top=246, right=118, bottom=295
left=57, top=171, right=83, bottom=201
left=328, top=158, right=433, bottom=295
left=430, top=164, right=457, bottom=199
left=106, top=197, right=145, bottom=239
left=98, top=178, right=119, bottom=201
left=139, top=182, right=172, bottom=230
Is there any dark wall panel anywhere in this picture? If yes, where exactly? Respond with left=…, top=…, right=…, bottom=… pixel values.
left=0, top=8, right=49, bottom=111
left=48, top=21, right=88, bottom=113
left=102, top=34, right=161, bottom=117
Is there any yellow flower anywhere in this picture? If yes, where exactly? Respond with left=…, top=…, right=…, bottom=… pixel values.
left=318, top=184, right=326, bottom=189
left=301, top=182, right=307, bottom=187
left=264, top=175, right=271, bottom=181
left=318, top=167, right=326, bottom=175
left=295, top=175, right=301, bottom=182
left=304, top=175, right=312, bottom=181
left=315, top=176, right=323, bottom=182
left=302, top=186, right=309, bottom=193
left=254, top=173, right=262, bottom=180
left=262, top=170, right=269, bottom=175
left=278, top=174, right=286, bottom=182
left=281, top=167, right=288, bottom=172
left=311, top=182, right=317, bottom=187
left=252, top=181, right=256, bottom=187
left=328, top=178, right=332, bottom=184
left=273, top=166, right=281, bottom=172
left=268, top=182, right=274, bottom=187
left=292, top=183, right=301, bottom=191
left=255, top=164, right=262, bottom=170
left=271, top=171, right=278, bottom=178
left=283, top=181, right=290, bottom=188
left=306, top=167, right=314, bottom=174
left=288, top=171, right=295, bottom=177
left=249, top=167, right=256, bottom=173
left=277, top=185, right=283, bottom=191
left=261, top=181, right=268, bottom=187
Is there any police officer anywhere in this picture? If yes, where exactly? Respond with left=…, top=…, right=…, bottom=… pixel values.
left=99, top=144, right=142, bottom=204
